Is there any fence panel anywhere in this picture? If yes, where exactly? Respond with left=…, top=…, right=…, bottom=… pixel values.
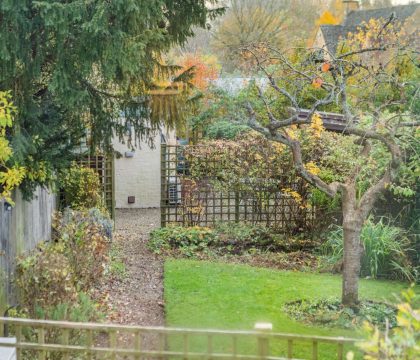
left=0, top=317, right=360, bottom=360
left=0, top=188, right=55, bottom=316
left=161, top=145, right=316, bottom=233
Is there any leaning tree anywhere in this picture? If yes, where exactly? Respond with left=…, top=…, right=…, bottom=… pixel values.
left=245, top=17, right=419, bottom=306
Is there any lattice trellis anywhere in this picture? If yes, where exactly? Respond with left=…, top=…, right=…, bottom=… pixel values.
left=161, top=145, right=317, bottom=233
left=77, top=154, right=115, bottom=219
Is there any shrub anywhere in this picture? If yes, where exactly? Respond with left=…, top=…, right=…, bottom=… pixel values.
left=60, top=162, right=104, bottom=210
left=87, top=207, right=113, bottom=240
left=13, top=293, right=103, bottom=360
left=15, top=244, right=77, bottom=314
left=55, top=209, right=111, bottom=290
left=284, top=298, right=397, bottom=330
left=149, top=223, right=317, bottom=257
left=149, top=226, right=215, bottom=256
left=214, top=222, right=275, bottom=249
left=34, top=292, right=103, bottom=322
left=205, top=119, right=250, bottom=140
left=320, top=218, right=416, bottom=281
left=16, top=208, right=112, bottom=317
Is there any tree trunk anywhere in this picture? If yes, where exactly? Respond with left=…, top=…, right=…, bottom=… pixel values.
left=342, top=220, right=363, bottom=306
left=341, top=186, right=364, bottom=307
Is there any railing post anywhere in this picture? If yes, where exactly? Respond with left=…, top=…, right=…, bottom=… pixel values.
left=134, top=330, right=141, bottom=360
left=38, top=327, right=46, bottom=360
left=254, top=322, right=272, bottom=360
left=109, top=330, right=117, bottom=360
left=15, top=325, right=21, bottom=360
left=312, top=340, right=318, bottom=360
left=287, top=339, right=293, bottom=359
left=62, top=328, right=70, bottom=360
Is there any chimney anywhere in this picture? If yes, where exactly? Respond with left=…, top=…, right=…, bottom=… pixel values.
left=343, top=0, right=360, bottom=14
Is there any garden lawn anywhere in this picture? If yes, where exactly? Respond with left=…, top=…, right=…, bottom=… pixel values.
left=164, top=259, right=416, bottom=360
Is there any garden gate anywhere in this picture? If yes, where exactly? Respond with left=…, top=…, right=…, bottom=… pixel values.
left=160, top=145, right=317, bottom=233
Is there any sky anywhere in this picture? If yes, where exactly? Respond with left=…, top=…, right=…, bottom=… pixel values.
left=393, top=0, right=419, bottom=3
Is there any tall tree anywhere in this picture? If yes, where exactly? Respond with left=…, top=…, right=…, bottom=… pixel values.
left=212, top=0, right=330, bottom=72
left=0, top=0, right=224, bottom=196
left=245, top=17, right=419, bottom=306
left=212, top=0, right=289, bottom=71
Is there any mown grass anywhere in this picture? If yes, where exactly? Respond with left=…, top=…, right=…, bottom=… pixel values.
left=164, top=259, right=416, bottom=360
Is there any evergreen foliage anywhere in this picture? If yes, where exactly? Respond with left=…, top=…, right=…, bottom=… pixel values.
left=0, top=0, right=224, bottom=197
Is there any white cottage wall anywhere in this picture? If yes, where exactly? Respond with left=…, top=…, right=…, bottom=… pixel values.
left=113, top=130, right=176, bottom=208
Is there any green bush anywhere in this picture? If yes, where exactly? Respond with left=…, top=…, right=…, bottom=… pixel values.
left=60, top=162, right=104, bottom=211
left=320, top=218, right=416, bottom=281
left=34, top=292, right=102, bottom=322
left=149, top=226, right=216, bottom=256
left=149, top=223, right=317, bottom=257
left=215, top=222, right=274, bottom=247
left=205, top=119, right=250, bottom=140
left=284, top=298, right=397, bottom=330
left=12, top=293, right=103, bottom=360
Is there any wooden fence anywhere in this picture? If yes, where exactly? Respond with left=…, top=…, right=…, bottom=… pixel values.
left=0, top=317, right=360, bottom=360
left=0, top=188, right=56, bottom=315
left=161, top=145, right=316, bottom=233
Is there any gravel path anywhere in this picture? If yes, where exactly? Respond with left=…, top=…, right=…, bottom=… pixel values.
left=97, top=208, right=164, bottom=327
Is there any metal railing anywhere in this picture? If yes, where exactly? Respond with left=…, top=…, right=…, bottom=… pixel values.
left=0, top=317, right=361, bottom=360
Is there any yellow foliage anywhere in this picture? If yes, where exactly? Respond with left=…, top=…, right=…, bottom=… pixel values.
left=285, top=125, right=298, bottom=140
left=282, top=187, right=303, bottom=204
left=310, top=113, right=325, bottom=138
left=26, top=161, right=49, bottom=182
left=0, top=91, right=26, bottom=204
left=355, top=287, right=420, bottom=359
left=305, top=162, right=321, bottom=176
left=271, top=142, right=285, bottom=157
left=0, top=136, right=13, bottom=162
